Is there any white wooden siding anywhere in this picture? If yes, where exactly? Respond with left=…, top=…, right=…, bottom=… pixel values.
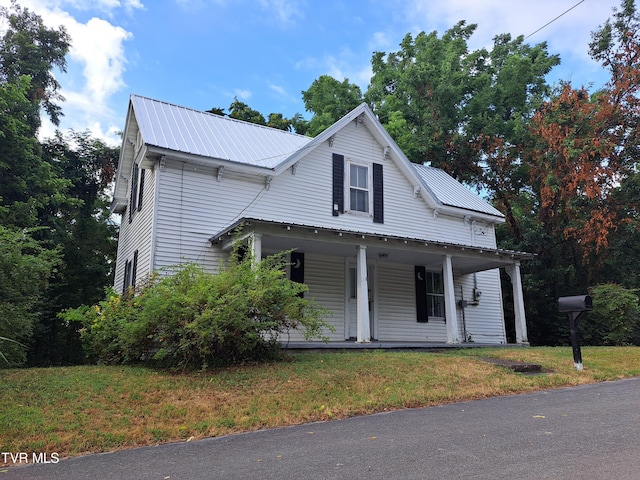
left=279, top=253, right=346, bottom=342
left=154, top=161, right=227, bottom=272
left=113, top=165, right=156, bottom=292
left=376, top=263, right=449, bottom=342
left=216, top=119, right=482, bottom=246
left=454, top=270, right=506, bottom=344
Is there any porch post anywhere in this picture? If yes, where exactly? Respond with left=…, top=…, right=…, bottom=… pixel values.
left=356, top=245, right=371, bottom=343
left=442, top=254, right=460, bottom=344
left=505, top=262, right=528, bottom=344
left=250, top=233, right=262, bottom=268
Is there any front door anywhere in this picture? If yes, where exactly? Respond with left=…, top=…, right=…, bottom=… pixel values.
left=346, top=264, right=375, bottom=340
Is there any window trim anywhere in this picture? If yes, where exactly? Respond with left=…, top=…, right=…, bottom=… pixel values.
left=345, top=160, right=373, bottom=216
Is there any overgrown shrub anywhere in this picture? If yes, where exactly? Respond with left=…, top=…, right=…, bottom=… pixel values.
left=581, top=284, right=640, bottom=346
left=62, top=252, right=331, bottom=368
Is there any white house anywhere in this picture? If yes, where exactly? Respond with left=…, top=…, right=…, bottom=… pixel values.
left=111, top=95, right=531, bottom=346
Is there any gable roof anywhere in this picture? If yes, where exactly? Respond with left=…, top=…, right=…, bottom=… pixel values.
left=131, top=95, right=312, bottom=168
left=113, top=95, right=505, bottom=222
left=413, top=164, right=504, bottom=218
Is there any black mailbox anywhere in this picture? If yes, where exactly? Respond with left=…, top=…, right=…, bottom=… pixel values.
left=558, top=295, right=592, bottom=313
left=558, top=294, right=592, bottom=371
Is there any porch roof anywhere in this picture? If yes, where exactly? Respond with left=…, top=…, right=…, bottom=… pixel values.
left=209, top=218, right=534, bottom=275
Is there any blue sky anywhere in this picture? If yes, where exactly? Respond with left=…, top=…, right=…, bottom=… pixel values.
left=0, top=0, right=625, bottom=145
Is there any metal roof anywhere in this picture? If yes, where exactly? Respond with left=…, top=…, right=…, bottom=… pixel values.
left=131, top=95, right=312, bottom=169
left=127, top=95, right=503, bottom=220
left=412, top=164, right=504, bottom=218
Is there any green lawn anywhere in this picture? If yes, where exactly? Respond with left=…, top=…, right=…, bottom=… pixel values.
left=1, top=347, right=639, bottom=466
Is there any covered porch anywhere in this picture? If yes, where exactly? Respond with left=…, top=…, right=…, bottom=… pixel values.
left=210, top=218, right=533, bottom=346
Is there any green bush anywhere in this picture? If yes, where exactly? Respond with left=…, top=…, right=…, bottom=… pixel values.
left=581, top=284, right=640, bottom=346
left=62, top=252, right=331, bottom=368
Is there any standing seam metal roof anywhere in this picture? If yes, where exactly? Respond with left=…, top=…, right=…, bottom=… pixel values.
left=131, top=95, right=312, bottom=169
left=412, top=164, right=504, bottom=218
left=130, top=95, right=504, bottom=218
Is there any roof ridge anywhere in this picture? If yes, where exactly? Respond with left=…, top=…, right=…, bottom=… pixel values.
left=130, top=94, right=310, bottom=139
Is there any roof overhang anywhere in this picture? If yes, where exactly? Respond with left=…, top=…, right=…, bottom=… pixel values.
left=209, top=218, right=534, bottom=275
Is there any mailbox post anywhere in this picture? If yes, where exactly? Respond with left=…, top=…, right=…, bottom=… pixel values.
left=558, top=295, right=592, bottom=371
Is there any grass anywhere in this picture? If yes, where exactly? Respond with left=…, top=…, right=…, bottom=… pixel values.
left=1, top=346, right=639, bottom=466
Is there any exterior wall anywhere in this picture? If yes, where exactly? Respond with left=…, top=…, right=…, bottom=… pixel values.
left=113, top=164, right=156, bottom=293
left=376, top=262, right=448, bottom=342
left=454, top=270, right=506, bottom=344
left=153, top=160, right=229, bottom=273
left=127, top=118, right=501, bottom=278
left=280, top=253, right=346, bottom=342
left=282, top=258, right=506, bottom=344
left=239, top=120, right=484, bottom=246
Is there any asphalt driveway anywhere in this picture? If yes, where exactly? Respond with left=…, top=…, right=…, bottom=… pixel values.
left=3, top=377, right=639, bottom=480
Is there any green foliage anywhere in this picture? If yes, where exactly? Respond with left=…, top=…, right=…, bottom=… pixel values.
left=208, top=99, right=308, bottom=134
left=0, top=75, right=73, bottom=228
left=0, top=0, right=70, bottom=128
left=228, top=97, right=267, bottom=125
left=582, top=284, right=640, bottom=346
left=301, top=75, right=363, bottom=136
left=0, top=226, right=60, bottom=366
left=64, top=253, right=331, bottom=369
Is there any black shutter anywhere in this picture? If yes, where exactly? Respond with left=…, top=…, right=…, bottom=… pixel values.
left=137, top=169, right=145, bottom=212
left=415, top=266, right=429, bottom=323
left=290, top=251, right=305, bottom=298
left=129, top=163, right=139, bottom=224
left=373, top=163, right=384, bottom=223
left=332, top=153, right=344, bottom=216
left=123, top=260, right=130, bottom=294
left=132, top=250, right=139, bottom=288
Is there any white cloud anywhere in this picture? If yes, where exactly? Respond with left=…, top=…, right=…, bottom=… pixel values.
left=368, top=31, right=393, bottom=51
left=269, top=84, right=287, bottom=96
left=295, top=50, right=371, bottom=91
left=0, top=0, right=138, bottom=145
left=66, top=16, right=131, bottom=104
left=404, top=0, right=619, bottom=61
left=258, top=0, right=305, bottom=26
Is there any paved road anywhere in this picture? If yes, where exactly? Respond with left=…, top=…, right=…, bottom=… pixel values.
left=3, top=377, right=639, bottom=480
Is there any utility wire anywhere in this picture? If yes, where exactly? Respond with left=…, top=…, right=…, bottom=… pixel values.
left=525, top=0, right=586, bottom=39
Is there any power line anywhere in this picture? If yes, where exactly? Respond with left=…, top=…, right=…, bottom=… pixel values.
left=525, top=0, right=586, bottom=40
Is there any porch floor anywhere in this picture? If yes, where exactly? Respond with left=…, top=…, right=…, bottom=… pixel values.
left=281, top=340, right=529, bottom=352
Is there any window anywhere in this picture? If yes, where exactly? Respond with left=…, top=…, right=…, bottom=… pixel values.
left=332, top=153, right=383, bottom=223
left=426, top=271, right=445, bottom=318
left=348, top=163, right=370, bottom=213
left=122, top=250, right=139, bottom=295
left=415, top=266, right=444, bottom=322
left=128, top=163, right=145, bottom=223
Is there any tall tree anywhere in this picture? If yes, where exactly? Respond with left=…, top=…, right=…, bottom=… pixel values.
left=514, top=0, right=640, bottom=344
left=0, top=75, right=70, bottom=228
left=28, top=131, right=119, bottom=366
left=301, top=75, right=363, bottom=136
left=366, top=22, right=478, bottom=174
left=0, top=0, right=70, bottom=129
left=365, top=22, right=559, bottom=190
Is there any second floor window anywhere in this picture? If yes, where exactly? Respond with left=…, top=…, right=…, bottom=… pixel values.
left=349, top=163, right=370, bottom=213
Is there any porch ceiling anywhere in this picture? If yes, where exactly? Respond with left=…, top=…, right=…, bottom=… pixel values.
left=210, top=218, right=534, bottom=275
